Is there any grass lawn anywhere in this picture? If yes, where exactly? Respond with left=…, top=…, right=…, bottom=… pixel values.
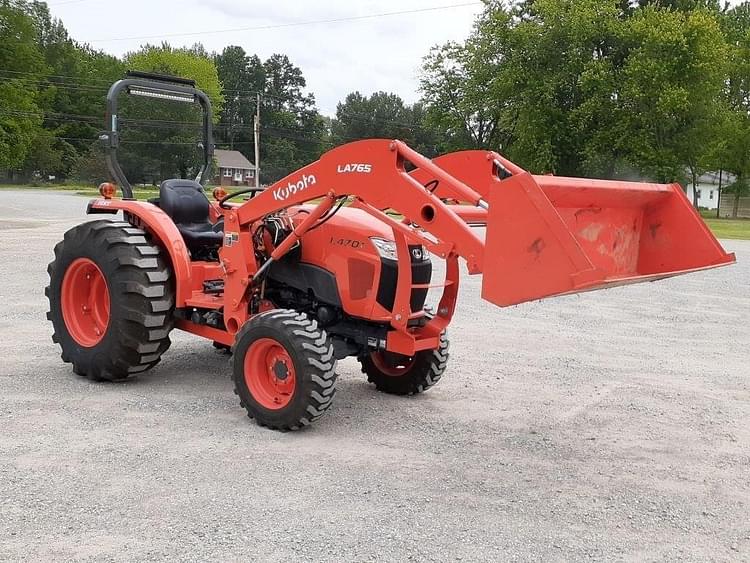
left=699, top=209, right=750, bottom=240
left=701, top=217, right=750, bottom=240
left=0, top=184, right=158, bottom=199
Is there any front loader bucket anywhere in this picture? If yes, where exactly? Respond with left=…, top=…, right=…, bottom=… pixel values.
left=425, top=151, right=736, bottom=307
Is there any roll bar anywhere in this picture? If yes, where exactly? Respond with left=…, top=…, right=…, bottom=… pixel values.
left=100, top=71, right=214, bottom=199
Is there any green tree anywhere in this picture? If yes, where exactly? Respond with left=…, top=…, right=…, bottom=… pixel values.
left=333, top=92, right=409, bottom=140
left=619, top=6, right=727, bottom=194
left=215, top=50, right=328, bottom=183
left=0, top=0, right=45, bottom=172
left=501, top=0, right=625, bottom=176
left=32, top=2, right=123, bottom=179
left=632, top=0, right=724, bottom=11
left=126, top=43, right=224, bottom=112
left=420, top=0, right=728, bottom=190
left=69, top=143, right=110, bottom=184
left=712, top=3, right=750, bottom=217
left=0, top=1, right=124, bottom=180
left=421, top=0, right=626, bottom=174
left=331, top=92, right=440, bottom=155
left=258, top=54, right=328, bottom=182
left=408, top=102, right=442, bottom=156
left=215, top=46, right=264, bottom=150
left=421, top=37, right=509, bottom=155
left=120, top=43, right=224, bottom=183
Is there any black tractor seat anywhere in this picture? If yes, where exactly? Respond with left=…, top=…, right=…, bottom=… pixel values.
left=158, top=179, right=223, bottom=257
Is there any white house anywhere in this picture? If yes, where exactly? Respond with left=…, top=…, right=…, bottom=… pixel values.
left=683, top=171, right=735, bottom=210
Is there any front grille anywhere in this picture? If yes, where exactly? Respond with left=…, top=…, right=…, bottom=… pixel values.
left=376, top=245, right=432, bottom=313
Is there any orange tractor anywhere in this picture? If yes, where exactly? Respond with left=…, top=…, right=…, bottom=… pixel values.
left=46, top=73, right=735, bottom=430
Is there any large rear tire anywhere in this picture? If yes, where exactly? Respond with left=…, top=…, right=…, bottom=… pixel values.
left=359, top=332, right=449, bottom=395
left=233, top=309, right=337, bottom=431
left=46, top=220, right=174, bottom=381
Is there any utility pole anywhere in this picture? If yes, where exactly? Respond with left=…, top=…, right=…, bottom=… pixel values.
left=254, top=92, right=261, bottom=189
left=230, top=95, right=239, bottom=150
left=717, top=169, right=723, bottom=219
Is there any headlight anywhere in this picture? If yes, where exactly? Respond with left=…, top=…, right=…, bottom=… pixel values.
left=370, top=237, right=398, bottom=260
left=370, top=238, right=427, bottom=261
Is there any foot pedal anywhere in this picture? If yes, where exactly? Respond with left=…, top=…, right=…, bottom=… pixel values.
left=203, top=279, right=225, bottom=294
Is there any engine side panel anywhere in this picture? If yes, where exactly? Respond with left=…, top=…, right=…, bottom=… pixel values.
left=276, top=206, right=429, bottom=320
left=284, top=206, right=390, bottom=321
left=267, top=260, right=342, bottom=307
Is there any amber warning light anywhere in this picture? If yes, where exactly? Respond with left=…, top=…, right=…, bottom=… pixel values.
left=213, top=187, right=228, bottom=201
left=98, top=183, right=117, bottom=199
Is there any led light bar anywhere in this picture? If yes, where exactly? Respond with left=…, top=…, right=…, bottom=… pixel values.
left=128, top=87, right=196, bottom=103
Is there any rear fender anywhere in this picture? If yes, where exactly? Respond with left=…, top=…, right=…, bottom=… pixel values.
left=88, top=199, right=193, bottom=305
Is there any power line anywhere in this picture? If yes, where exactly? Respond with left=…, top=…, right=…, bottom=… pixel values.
left=0, top=70, right=329, bottom=113
left=0, top=70, right=291, bottom=99
left=0, top=70, right=273, bottom=99
left=1, top=103, right=429, bottom=133
left=48, top=0, right=99, bottom=5
left=0, top=71, right=300, bottom=101
left=0, top=69, right=115, bottom=85
left=0, top=109, right=102, bottom=123
left=0, top=109, right=288, bottom=133
left=0, top=70, right=427, bottom=127
left=0, top=70, right=285, bottom=100
left=0, top=81, right=109, bottom=94
left=335, top=111, right=422, bottom=131
left=87, top=2, right=482, bottom=43
left=0, top=113, right=327, bottom=147
left=0, top=71, right=320, bottom=115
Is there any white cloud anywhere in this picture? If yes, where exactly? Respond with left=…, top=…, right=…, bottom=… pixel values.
left=54, top=0, right=483, bottom=115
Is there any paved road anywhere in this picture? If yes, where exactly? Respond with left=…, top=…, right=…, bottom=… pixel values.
left=1, top=190, right=748, bottom=562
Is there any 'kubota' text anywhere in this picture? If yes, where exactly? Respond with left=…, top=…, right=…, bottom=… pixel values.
left=272, top=174, right=317, bottom=201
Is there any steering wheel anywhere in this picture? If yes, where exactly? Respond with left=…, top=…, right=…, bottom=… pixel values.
left=218, top=187, right=266, bottom=209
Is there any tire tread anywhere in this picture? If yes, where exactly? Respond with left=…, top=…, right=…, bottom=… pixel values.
left=360, top=332, right=449, bottom=395
left=46, top=220, right=174, bottom=381
left=233, top=309, right=337, bottom=430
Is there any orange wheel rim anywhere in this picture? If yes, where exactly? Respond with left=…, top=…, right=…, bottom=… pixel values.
left=61, top=258, right=110, bottom=347
left=370, top=351, right=415, bottom=377
left=244, top=338, right=296, bottom=409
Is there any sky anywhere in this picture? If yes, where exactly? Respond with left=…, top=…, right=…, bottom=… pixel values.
left=49, top=0, right=484, bottom=116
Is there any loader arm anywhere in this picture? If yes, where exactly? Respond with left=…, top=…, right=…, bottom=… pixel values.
left=219, top=139, right=495, bottom=353
left=233, top=139, right=489, bottom=273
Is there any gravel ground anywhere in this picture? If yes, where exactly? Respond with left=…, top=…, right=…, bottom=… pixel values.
left=1, top=190, right=748, bottom=562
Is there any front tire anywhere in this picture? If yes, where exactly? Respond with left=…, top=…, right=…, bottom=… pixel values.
left=46, top=220, right=174, bottom=381
left=360, top=332, right=449, bottom=395
left=233, top=309, right=337, bottom=431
